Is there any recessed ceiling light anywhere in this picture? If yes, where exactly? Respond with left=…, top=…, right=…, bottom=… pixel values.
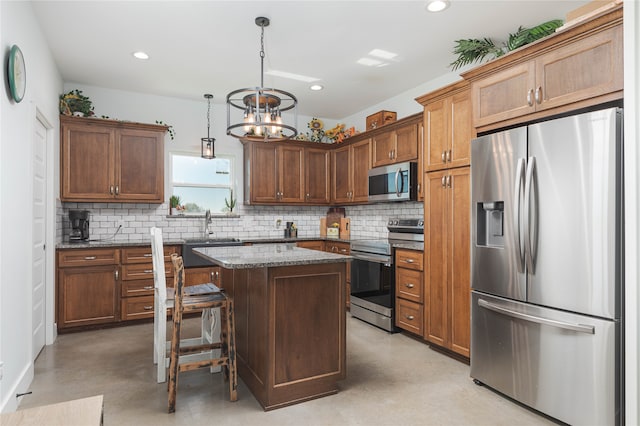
left=310, top=85, right=324, bottom=91
left=357, top=57, right=384, bottom=67
left=426, top=0, right=450, bottom=12
left=369, top=49, right=398, bottom=60
left=132, top=51, right=149, bottom=60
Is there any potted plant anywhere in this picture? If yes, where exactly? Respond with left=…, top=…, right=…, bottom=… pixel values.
left=59, top=89, right=95, bottom=117
left=169, top=195, right=181, bottom=215
left=224, top=190, right=236, bottom=214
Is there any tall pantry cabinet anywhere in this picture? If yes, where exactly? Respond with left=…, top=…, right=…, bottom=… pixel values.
left=416, top=80, right=473, bottom=358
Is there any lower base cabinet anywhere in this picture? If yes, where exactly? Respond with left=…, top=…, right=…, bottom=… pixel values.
left=394, top=249, right=424, bottom=336
left=56, top=245, right=179, bottom=330
left=299, top=240, right=351, bottom=308
left=57, top=249, right=120, bottom=329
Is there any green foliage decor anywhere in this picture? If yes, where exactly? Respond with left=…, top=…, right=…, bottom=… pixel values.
left=449, top=19, right=564, bottom=71
left=59, top=90, right=94, bottom=117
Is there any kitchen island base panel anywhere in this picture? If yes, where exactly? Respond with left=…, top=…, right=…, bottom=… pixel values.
left=228, top=263, right=346, bottom=411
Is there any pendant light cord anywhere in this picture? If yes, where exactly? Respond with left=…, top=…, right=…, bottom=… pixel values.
left=206, top=95, right=212, bottom=138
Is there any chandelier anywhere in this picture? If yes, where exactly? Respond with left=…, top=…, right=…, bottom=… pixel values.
left=201, top=94, right=215, bottom=159
left=226, top=17, right=298, bottom=142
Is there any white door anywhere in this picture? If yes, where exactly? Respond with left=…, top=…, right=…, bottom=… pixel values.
left=32, top=116, right=47, bottom=359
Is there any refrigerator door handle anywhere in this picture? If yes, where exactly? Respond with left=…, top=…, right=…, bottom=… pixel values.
left=514, top=158, right=526, bottom=272
left=524, top=156, right=537, bottom=273
left=478, top=298, right=595, bottom=334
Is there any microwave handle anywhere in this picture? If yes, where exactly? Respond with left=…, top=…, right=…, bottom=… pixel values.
left=395, top=167, right=403, bottom=197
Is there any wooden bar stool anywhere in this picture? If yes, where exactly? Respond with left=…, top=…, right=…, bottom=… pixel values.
left=168, top=254, right=238, bottom=413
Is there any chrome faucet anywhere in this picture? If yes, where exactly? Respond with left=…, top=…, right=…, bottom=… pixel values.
left=204, top=209, right=212, bottom=238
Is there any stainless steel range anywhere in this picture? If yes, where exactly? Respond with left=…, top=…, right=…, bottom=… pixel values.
left=350, top=218, right=424, bottom=332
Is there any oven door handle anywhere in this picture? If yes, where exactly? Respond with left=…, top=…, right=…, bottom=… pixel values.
left=351, top=252, right=392, bottom=266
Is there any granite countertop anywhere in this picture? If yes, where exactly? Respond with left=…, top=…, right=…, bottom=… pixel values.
left=194, top=243, right=352, bottom=269
left=56, top=237, right=185, bottom=249
left=392, top=241, right=424, bottom=251
left=56, top=235, right=353, bottom=249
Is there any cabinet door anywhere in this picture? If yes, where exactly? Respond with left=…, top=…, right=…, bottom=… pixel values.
left=185, top=266, right=221, bottom=286
left=449, top=91, right=473, bottom=169
left=535, top=25, right=622, bottom=113
left=424, top=170, right=448, bottom=348
left=61, top=122, right=115, bottom=201
left=371, top=130, right=395, bottom=167
left=57, top=265, right=118, bottom=328
left=250, top=144, right=279, bottom=203
left=331, top=145, right=351, bottom=203
left=279, top=145, right=305, bottom=203
left=350, top=139, right=371, bottom=203
left=394, top=123, right=418, bottom=163
left=424, top=99, right=448, bottom=172
left=305, top=148, right=330, bottom=204
left=116, top=128, right=164, bottom=202
left=448, top=167, right=470, bottom=357
left=471, top=61, right=536, bottom=128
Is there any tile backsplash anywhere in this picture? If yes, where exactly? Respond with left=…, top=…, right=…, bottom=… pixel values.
left=57, top=200, right=424, bottom=243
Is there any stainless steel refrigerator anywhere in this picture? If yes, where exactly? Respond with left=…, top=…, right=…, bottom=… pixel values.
left=470, top=107, right=623, bottom=425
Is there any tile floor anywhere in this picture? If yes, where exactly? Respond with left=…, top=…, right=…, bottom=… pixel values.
left=20, top=316, right=554, bottom=425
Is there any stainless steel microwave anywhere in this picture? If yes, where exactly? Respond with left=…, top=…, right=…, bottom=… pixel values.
left=368, top=161, right=418, bottom=202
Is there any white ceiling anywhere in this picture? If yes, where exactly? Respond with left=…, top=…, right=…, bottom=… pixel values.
left=31, top=0, right=587, bottom=120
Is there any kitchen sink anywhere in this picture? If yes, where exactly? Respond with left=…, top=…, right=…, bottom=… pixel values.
left=182, top=238, right=243, bottom=267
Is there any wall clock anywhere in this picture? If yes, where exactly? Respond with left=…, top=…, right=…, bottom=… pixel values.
left=7, top=45, right=26, bottom=103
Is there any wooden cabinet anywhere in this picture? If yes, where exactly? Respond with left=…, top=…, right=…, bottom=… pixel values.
left=296, top=240, right=325, bottom=251
left=462, top=7, right=623, bottom=130
left=424, top=167, right=470, bottom=357
left=331, top=139, right=371, bottom=204
left=305, top=147, right=331, bottom=204
left=57, top=244, right=179, bottom=329
left=371, top=121, right=419, bottom=167
left=244, top=142, right=305, bottom=204
left=120, top=245, right=178, bottom=321
left=395, top=249, right=424, bottom=336
left=57, top=248, right=120, bottom=329
left=417, top=80, right=473, bottom=173
left=60, top=115, right=166, bottom=203
left=184, top=266, right=222, bottom=288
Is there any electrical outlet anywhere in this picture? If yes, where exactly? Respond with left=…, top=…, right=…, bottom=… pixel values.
left=275, top=219, right=282, bottom=229
left=116, top=220, right=124, bottom=229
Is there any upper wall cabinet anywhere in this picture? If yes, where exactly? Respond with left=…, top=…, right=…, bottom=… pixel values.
left=60, top=116, right=166, bottom=203
left=416, top=80, right=473, bottom=174
left=461, top=5, right=623, bottom=132
left=371, top=114, right=421, bottom=168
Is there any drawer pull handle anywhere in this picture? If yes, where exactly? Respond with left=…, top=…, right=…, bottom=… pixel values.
left=403, top=259, right=414, bottom=263
left=405, top=315, right=415, bottom=320
left=405, top=283, right=415, bottom=288
left=143, top=253, right=152, bottom=257
left=143, top=286, right=153, bottom=290
left=84, top=256, right=97, bottom=260
left=143, top=269, right=153, bottom=274
left=143, top=306, right=153, bottom=310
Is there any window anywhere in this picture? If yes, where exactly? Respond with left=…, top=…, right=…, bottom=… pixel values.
left=171, top=153, right=234, bottom=214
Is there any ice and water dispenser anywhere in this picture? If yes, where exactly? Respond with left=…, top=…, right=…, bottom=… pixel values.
left=476, top=201, right=504, bottom=247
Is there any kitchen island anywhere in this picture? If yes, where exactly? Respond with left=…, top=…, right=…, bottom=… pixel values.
left=194, top=243, right=350, bottom=410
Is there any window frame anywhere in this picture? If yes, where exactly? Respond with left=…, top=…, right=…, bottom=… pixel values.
left=170, top=151, right=235, bottom=215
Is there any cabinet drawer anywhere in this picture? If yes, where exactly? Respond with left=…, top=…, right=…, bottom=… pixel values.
left=122, top=245, right=179, bottom=264
left=396, top=268, right=423, bottom=303
left=396, top=298, right=423, bottom=336
left=121, top=262, right=172, bottom=280
left=121, top=295, right=155, bottom=321
left=121, top=278, right=155, bottom=297
left=58, top=248, right=120, bottom=268
left=395, top=249, right=423, bottom=271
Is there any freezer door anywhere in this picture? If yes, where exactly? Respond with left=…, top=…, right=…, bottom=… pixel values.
left=471, top=127, right=527, bottom=301
left=471, top=292, right=619, bottom=426
left=527, top=108, right=621, bottom=319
